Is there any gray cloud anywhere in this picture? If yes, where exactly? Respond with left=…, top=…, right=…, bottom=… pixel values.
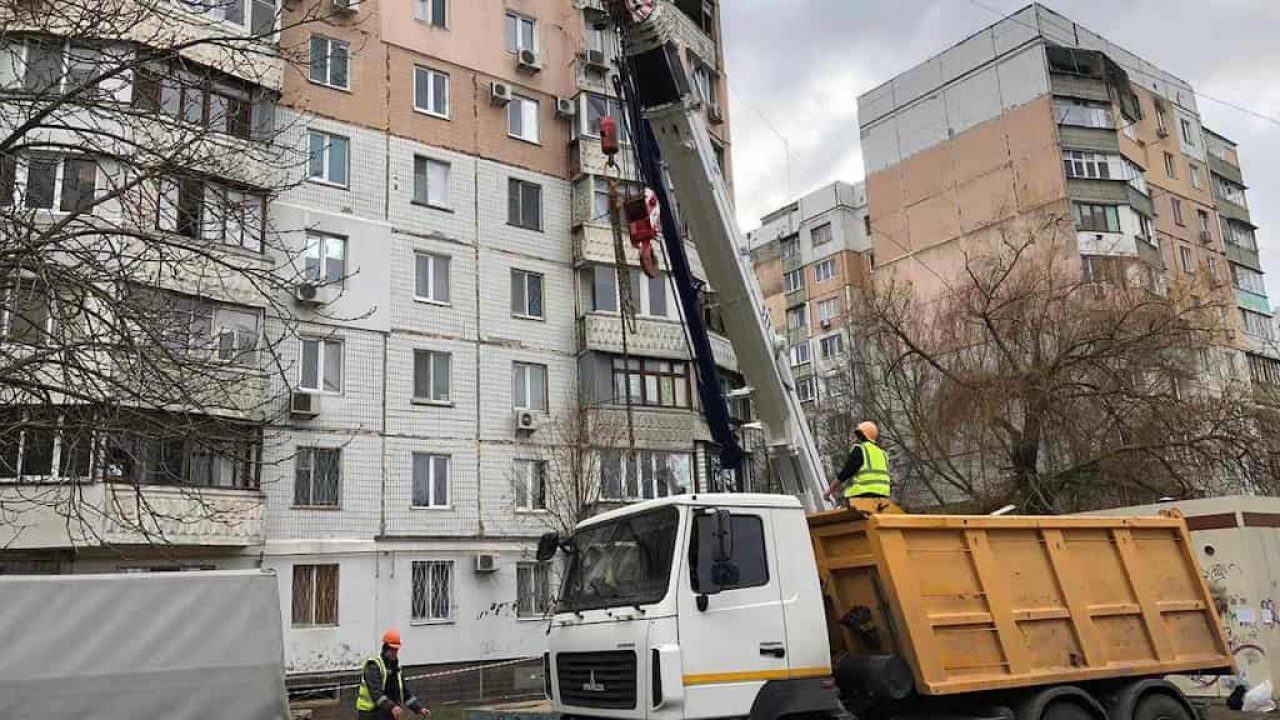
left=724, top=0, right=1280, bottom=302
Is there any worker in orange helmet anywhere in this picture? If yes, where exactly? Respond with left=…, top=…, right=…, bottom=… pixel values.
left=355, top=629, right=430, bottom=719
left=824, top=421, right=892, bottom=506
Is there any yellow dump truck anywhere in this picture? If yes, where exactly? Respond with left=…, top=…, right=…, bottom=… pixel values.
left=542, top=494, right=1234, bottom=720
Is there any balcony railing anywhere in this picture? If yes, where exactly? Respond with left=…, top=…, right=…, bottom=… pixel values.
left=579, top=313, right=738, bottom=372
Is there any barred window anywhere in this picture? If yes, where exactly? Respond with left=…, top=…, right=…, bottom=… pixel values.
left=292, top=564, right=338, bottom=627
left=411, top=560, right=452, bottom=621
left=516, top=562, right=551, bottom=617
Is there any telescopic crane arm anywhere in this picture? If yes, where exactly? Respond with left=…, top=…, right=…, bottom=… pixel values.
left=605, top=0, right=829, bottom=512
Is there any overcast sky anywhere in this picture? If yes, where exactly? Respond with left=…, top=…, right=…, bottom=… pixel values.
left=723, top=0, right=1280, bottom=301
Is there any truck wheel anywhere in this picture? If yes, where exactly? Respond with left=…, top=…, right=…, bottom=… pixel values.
left=1132, top=694, right=1192, bottom=720
left=1042, top=701, right=1094, bottom=720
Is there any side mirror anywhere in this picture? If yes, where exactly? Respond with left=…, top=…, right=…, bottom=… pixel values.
left=712, top=509, right=733, bottom=563
left=536, top=532, right=560, bottom=562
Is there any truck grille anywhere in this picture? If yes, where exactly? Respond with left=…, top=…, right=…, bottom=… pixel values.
left=556, top=651, right=637, bottom=709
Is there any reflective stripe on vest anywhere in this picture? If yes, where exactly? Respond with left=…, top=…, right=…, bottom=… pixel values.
left=356, top=654, right=404, bottom=712
left=844, top=441, right=891, bottom=497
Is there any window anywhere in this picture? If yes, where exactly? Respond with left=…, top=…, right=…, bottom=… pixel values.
left=1054, top=100, right=1113, bottom=128
left=1197, top=209, right=1211, bottom=234
left=591, top=266, right=618, bottom=313
left=511, top=269, right=544, bottom=319
left=413, top=252, right=450, bottom=304
left=780, top=235, right=798, bottom=261
left=413, top=350, right=451, bottom=403
left=819, top=334, right=844, bottom=358
left=814, top=259, right=836, bottom=283
left=291, top=564, right=338, bottom=627
left=1206, top=256, right=1218, bottom=278
left=514, top=459, right=546, bottom=511
left=782, top=269, right=804, bottom=293
left=20, top=156, right=97, bottom=212
left=817, top=297, right=841, bottom=323
left=294, top=447, right=340, bottom=507
left=1123, top=158, right=1148, bottom=195
left=1171, top=197, right=1184, bottom=226
left=412, top=0, right=447, bottom=27
left=1223, top=219, right=1257, bottom=250
left=811, top=222, right=832, bottom=246
left=1073, top=203, right=1120, bottom=233
left=1180, top=246, right=1194, bottom=274
left=0, top=154, right=14, bottom=206
left=133, top=61, right=264, bottom=140
left=628, top=269, right=669, bottom=317
left=1251, top=354, right=1280, bottom=387
left=412, top=66, right=449, bottom=118
left=212, top=307, right=259, bottom=365
left=194, top=184, right=265, bottom=251
left=508, top=178, right=542, bottom=230
left=505, top=11, right=536, bottom=52
left=1155, top=105, right=1169, bottom=134
left=690, top=513, right=768, bottom=592
left=1180, top=118, right=1196, bottom=146
left=1062, top=150, right=1112, bottom=179
left=1189, top=163, right=1202, bottom=190
left=1232, top=265, right=1266, bottom=295
left=1242, top=310, right=1273, bottom=339
left=600, top=450, right=693, bottom=499
left=516, top=562, right=552, bottom=617
left=411, top=561, right=452, bottom=621
left=300, top=337, right=343, bottom=393
left=177, top=0, right=274, bottom=30
left=786, top=305, right=807, bottom=330
left=513, top=362, right=548, bottom=411
left=307, top=130, right=349, bottom=186
left=409, top=155, right=451, bottom=209
left=612, top=357, right=692, bottom=408
left=583, top=94, right=629, bottom=144
left=411, top=453, right=450, bottom=508
left=1163, top=152, right=1176, bottom=178
left=790, top=341, right=810, bottom=366
left=507, top=95, right=540, bottom=143
left=308, top=35, right=349, bottom=90
left=796, top=376, right=815, bottom=402
left=1215, top=177, right=1248, bottom=208
left=1137, top=214, right=1153, bottom=242
left=1, top=279, right=55, bottom=346
left=303, top=232, right=346, bottom=284
left=0, top=410, right=94, bottom=481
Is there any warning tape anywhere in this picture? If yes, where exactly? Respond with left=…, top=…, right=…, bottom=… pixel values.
left=317, top=656, right=541, bottom=693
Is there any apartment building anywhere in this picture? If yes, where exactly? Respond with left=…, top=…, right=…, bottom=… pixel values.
left=745, top=182, right=871, bottom=424
left=0, top=0, right=738, bottom=694
left=857, top=3, right=1273, bottom=382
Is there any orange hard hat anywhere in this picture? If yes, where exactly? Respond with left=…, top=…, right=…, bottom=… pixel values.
left=855, top=421, right=879, bottom=443
left=382, top=629, right=402, bottom=649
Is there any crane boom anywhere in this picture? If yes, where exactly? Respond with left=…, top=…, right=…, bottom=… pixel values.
left=608, top=1, right=829, bottom=512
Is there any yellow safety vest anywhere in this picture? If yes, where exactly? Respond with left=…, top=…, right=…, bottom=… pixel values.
left=844, top=441, right=891, bottom=498
left=356, top=654, right=404, bottom=713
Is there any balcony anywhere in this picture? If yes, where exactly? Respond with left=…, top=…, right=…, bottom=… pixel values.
left=579, top=313, right=737, bottom=372
left=667, top=3, right=719, bottom=68
left=1215, top=197, right=1252, bottom=225
left=570, top=137, right=641, bottom=182
left=595, top=406, right=712, bottom=446
left=1208, top=154, right=1244, bottom=186
left=0, top=482, right=264, bottom=550
left=573, top=224, right=709, bottom=282
left=1236, top=288, right=1272, bottom=315
left=1225, top=243, right=1261, bottom=271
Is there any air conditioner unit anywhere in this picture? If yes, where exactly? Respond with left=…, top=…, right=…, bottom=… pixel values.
left=555, top=97, right=577, bottom=119
left=583, top=49, right=609, bottom=72
left=474, top=554, right=499, bottom=573
left=707, top=102, right=724, bottom=125
left=515, top=409, right=537, bottom=433
left=490, top=81, right=512, bottom=106
left=330, top=0, right=355, bottom=14
left=820, top=319, right=831, bottom=329
left=290, top=390, right=320, bottom=418
left=517, top=49, right=541, bottom=73
left=1199, top=230, right=1212, bottom=243
left=294, top=282, right=323, bottom=305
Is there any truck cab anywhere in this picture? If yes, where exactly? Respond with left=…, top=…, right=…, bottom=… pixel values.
left=543, top=493, right=836, bottom=720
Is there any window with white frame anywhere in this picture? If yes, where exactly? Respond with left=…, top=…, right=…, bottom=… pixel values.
left=303, top=231, right=346, bottom=284
left=1180, top=118, right=1196, bottom=146
left=412, top=156, right=450, bottom=209
left=413, top=349, right=451, bottom=403
left=508, top=178, right=542, bottom=230
left=1215, top=177, right=1248, bottom=208
left=780, top=236, right=798, bottom=260
left=291, top=564, right=338, bottom=627
left=411, top=453, right=449, bottom=508
left=412, top=0, right=447, bottom=27
left=307, top=130, right=349, bottom=186
left=513, top=362, right=548, bottom=411
left=1155, top=105, right=1168, bottom=133
left=126, top=289, right=258, bottom=365
left=590, top=266, right=618, bottom=313
left=811, top=223, right=832, bottom=246
left=0, top=278, right=56, bottom=346
left=1073, top=203, right=1120, bottom=233
left=516, top=562, right=552, bottom=617
left=691, top=62, right=716, bottom=107
left=1180, top=246, right=1194, bottom=274
left=1189, top=163, right=1202, bottom=190
left=1123, top=159, right=1148, bottom=195
left=1223, top=219, right=1257, bottom=250
left=1054, top=100, right=1113, bottom=128
left=300, top=337, right=343, bottom=393
left=790, top=341, right=810, bottom=366
left=413, top=66, right=449, bottom=118
left=629, top=269, right=669, bottom=318
left=505, top=11, right=536, bottom=52
left=796, top=376, right=815, bottom=402
left=1062, top=150, right=1111, bottom=179
left=814, top=258, right=836, bottom=283
left=0, top=410, right=93, bottom=481
left=1233, top=265, right=1267, bottom=295
left=196, top=183, right=266, bottom=251
left=1242, top=309, right=1273, bottom=339
left=786, top=305, right=807, bottom=330
left=174, top=0, right=275, bottom=32
left=1197, top=209, right=1211, bottom=234
left=413, top=251, right=450, bottom=304
left=582, top=94, right=629, bottom=143
left=599, top=449, right=692, bottom=500
left=511, top=269, right=544, bottom=319
left=783, top=269, right=804, bottom=293
left=1171, top=197, right=1185, bottom=226
left=817, top=297, right=841, bottom=324
left=1163, top=152, right=1176, bottom=178
left=411, top=560, right=452, bottom=621
left=819, top=334, right=844, bottom=358
left=308, top=35, right=349, bottom=90
left=294, top=447, right=340, bottom=507
left=589, top=177, right=639, bottom=222
left=16, top=155, right=96, bottom=212
left=507, top=95, right=540, bottom=143
left=514, top=459, right=546, bottom=511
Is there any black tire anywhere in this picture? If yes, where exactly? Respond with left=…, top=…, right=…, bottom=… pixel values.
left=1132, top=694, right=1192, bottom=720
left=1042, top=701, right=1095, bottom=720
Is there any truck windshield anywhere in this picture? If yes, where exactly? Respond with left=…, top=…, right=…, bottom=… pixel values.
left=559, top=506, right=679, bottom=612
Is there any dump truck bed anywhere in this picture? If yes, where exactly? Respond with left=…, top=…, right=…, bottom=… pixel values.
left=808, top=511, right=1233, bottom=696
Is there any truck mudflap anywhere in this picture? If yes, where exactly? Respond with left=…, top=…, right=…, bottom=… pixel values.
left=749, top=677, right=851, bottom=720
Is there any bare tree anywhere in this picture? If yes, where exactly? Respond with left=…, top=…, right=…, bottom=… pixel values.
left=0, top=0, right=354, bottom=549
left=849, top=211, right=1266, bottom=513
